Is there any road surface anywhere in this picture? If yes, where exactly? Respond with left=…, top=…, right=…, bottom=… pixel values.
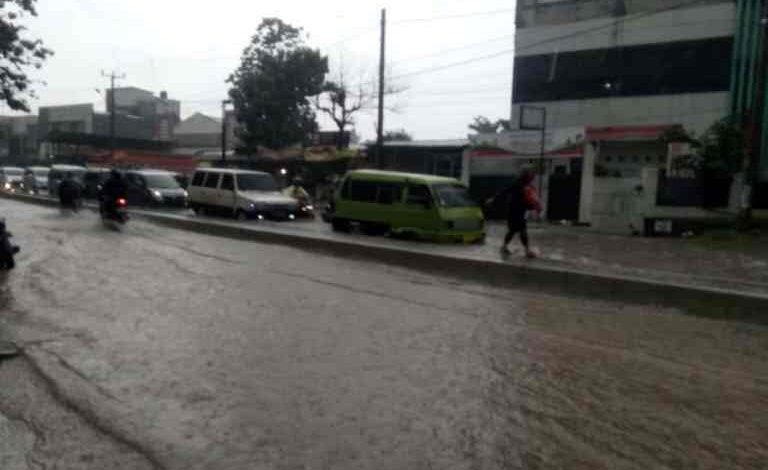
left=1, top=198, right=766, bottom=469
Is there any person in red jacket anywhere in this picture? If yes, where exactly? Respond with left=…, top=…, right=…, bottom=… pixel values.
left=492, top=169, right=542, bottom=258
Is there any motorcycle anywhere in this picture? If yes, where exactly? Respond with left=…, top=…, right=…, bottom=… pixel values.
left=0, top=218, right=20, bottom=270
left=100, top=196, right=129, bottom=229
left=295, top=198, right=316, bottom=219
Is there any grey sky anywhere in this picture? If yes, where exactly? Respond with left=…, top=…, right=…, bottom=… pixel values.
left=19, top=0, right=517, bottom=141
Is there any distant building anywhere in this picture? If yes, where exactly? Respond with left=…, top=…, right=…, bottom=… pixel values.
left=366, top=139, right=468, bottom=179
left=106, top=87, right=181, bottom=142
left=513, top=0, right=734, bottom=135
left=0, top=115, right=39, bottom=164
left=174, top=112, right=238, bottom=159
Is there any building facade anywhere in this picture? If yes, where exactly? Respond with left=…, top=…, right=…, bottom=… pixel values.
left=0, top=115, right=39, bottom=164
left=107, top=87, right=181, bottom=142
left=513, top=0, right=735, bottom=135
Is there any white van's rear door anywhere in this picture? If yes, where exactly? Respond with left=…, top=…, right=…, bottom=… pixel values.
left=217, top=173, right=237, bottom=212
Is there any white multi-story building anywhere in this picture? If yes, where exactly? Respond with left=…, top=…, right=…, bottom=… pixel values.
left=512, top=0, right=735, bottom=135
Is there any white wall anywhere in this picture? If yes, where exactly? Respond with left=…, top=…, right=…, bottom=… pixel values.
left=516, top=2, right=735, bottom=57
left=587, top=168, right=745, bottom=234
left=513, top=92, right=728, bottom=136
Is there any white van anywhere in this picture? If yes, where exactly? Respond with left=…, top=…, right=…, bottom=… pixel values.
left=188, top=168, right=298, bottom=220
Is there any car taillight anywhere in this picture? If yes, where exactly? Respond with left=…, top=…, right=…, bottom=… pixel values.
left=117, top=198, right=127, bottom=207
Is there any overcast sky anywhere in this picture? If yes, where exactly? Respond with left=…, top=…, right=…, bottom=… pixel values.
left=16, top=0, right=517, bottom=141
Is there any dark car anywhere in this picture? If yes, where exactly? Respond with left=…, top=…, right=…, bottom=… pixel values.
left=82, top=168, right=111, bottom=199
left=124, top=170, right=189, bottom=208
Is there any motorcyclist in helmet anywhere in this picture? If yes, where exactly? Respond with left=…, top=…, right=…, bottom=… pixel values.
left=99, top=169, right=127, bottom=216
left=282, top=176, right=310, bottom=203
left=58, top=172, right=83, bottom=212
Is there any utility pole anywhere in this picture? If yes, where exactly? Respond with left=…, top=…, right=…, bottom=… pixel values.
left=101, top=70, right=125, bottom=159
left=375, top=8, right=386, bottom=165
left=221, top=99, right=231, bottom=163
left=744, top=1, right=768, bottom=226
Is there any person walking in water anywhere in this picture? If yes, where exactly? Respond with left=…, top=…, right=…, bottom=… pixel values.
left=492, top=168, right=542, bottom=257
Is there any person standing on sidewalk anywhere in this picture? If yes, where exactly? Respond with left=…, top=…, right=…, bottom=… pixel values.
left=491, top=169, right=542, bottom=257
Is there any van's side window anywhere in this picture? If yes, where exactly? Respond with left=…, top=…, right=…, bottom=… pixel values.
left=203, top=173, right=220, bottom=189
left=192, top=172, right=205, bottom=186
left=220, top=174, right=234, bottom=191
left=349, top=180, right=377, bottom=202
left=406, top=184, right=432, bottom=205
left=377, top=183, right=403, bottom=205
left=340, top=178, right=351, bottom=199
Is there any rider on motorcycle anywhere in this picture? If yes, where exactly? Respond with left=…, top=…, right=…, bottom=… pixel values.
left=58, top=172, right=83, bottom=212
left=282, top=177, right=310, bottom=203
left=99, top=169, right=127, bottom=216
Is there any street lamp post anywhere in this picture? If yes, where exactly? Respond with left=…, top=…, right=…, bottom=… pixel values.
left=519, top=105, right=547, bottom=199
left=221, top=99, right=232, bottom=163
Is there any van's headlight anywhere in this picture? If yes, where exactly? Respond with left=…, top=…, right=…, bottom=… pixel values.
left=3, top=183, right=10, bottom=190
left=182, top=190, right=188, bottom=198
left=151, top=189, right=163, bottom=201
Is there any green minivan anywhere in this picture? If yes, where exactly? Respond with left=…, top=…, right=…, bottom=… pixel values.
left=327, top=170, right=485, bottom=243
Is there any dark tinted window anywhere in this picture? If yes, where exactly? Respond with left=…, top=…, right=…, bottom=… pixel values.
left=377, top=182, right=403, bottom=205
left=192, top=172, right=205, bottom=186
left=406, top=184, right=432, bottom=205
left=204, top=173, right=220, bottom=188
left=514, top=37, right=732, bottom=102
left=340, top=178, right=351, bottom=198
left=348, top=180, right=378, bottom=202
left=220, top=174, right=234, bottom=191
left=143, top=173, right=180, bottom=189
left=236, top=173, right=277, bottom=191
left=126, top=173, right=145, bottom=187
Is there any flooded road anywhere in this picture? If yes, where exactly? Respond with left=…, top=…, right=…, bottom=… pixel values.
left=1, top=198, right=767, bottom=469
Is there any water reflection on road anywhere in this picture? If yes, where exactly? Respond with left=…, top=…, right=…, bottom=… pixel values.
left=1, top=199, right=766, bottom=469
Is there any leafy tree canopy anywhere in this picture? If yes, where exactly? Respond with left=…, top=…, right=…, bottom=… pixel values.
left=383, top=129, right=412, bottom=142
left=0, top=0, right=53, bottom=111
left=661, top=119, right=744, bottom=176
left=468, top=116, right=513, bottom=134
left=228, top=18, right=328, bottom=151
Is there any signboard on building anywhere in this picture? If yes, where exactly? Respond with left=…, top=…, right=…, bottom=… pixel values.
left=470, top=127, right=585, bottom=155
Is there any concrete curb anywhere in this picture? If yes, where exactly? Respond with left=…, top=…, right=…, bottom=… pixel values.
left=4, top=191, right=768, bottom=323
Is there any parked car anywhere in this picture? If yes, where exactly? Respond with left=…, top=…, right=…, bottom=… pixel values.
left=188, top=168, right=298, bottom=220
left=22, top=166, right=50, bottom=193
left=124, top=169, right=188, bottom=208
left=82, top=168, right=111, bottom=199
left=0, top=166, right=24, bottom=192
left=49, top=165, right=87, bottom=198
left=325, top=170, right=485, bottom=243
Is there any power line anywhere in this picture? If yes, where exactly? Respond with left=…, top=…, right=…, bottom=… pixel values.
left=390, top=8, right=517, bottom=24
left=389, top=32, right=516, bottom=65
left=351, top=0, right=713, bottom=86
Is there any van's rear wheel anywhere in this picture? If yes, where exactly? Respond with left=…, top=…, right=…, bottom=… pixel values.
left=331, top=218, right=351, bottom=233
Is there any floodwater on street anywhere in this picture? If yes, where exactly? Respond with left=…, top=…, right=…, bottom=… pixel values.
left=1, top=198, right=767, bottom=469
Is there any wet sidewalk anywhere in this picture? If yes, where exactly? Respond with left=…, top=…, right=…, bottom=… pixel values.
left=471, top=222, right=768, bottom=296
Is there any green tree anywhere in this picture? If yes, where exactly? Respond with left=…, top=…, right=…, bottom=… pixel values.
left=468, top=116, right=499, bottom=134
left=468, top=116, right=513, bottom=134
left=661, top=119, right=743, bottom=176
left=228, top=18, right=328, bottom=152
left=383, top=129, right=412, bottom=142
left=0, top=0, right=53, bottom=111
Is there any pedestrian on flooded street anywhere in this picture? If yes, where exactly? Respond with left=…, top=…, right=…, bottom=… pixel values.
left=492, top=168, right=542, bottom=258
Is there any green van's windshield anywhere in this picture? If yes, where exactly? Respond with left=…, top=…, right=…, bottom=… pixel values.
left=237, top=174, right=277, bottom=191
left=433, top=184, right=475, bottom=208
